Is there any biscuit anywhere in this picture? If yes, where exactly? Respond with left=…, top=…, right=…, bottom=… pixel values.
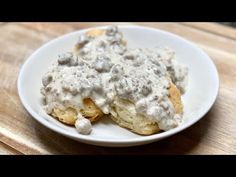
left=51, top=98, right=103, bottom=125
left=110, top=83, right=183, bottom=135
left=85, top=29, right=106, bottom=37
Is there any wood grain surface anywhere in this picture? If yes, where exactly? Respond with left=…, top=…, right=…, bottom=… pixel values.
left=0, top=22, right=235, bottom=154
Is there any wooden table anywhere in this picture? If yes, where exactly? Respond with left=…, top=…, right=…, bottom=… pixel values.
left=0, top=22, right=236, bottom=154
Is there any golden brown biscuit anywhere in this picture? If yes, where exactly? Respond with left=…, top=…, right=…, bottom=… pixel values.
left=80, top=98, right=104, bottom=122
left=51, top=83, right=183, bottom=134
left=85, top=29, right=106, bottom=37
left=169, top=83, right=183, bottom=114
left=51, top=107, right=77, bottom=125
left=51, top=98, right=103, bottom=125
left=110, top=99, right=160, bottom=135
left=110, top=83, right=183, bottom=135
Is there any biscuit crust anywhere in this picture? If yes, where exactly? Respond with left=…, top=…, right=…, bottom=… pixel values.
left=110, top=83, right=183, bottom=135
left=51, top=98, right=103, bottom=125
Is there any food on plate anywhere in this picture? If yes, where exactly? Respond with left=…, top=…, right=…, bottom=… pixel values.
left=41, top=25, right=188, bottom=135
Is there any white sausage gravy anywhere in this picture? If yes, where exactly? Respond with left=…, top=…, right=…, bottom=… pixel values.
left=41, top=26, right=188, bottom=134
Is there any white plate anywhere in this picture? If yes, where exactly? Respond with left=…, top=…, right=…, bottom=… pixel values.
left=17, top=25, right=219, bottom=147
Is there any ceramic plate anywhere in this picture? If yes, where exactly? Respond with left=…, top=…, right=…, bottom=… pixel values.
left=18, top=25, right=219, bottom=147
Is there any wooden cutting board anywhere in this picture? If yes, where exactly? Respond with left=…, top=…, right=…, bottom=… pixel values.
left=0, top=22, right=236, bottom=154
